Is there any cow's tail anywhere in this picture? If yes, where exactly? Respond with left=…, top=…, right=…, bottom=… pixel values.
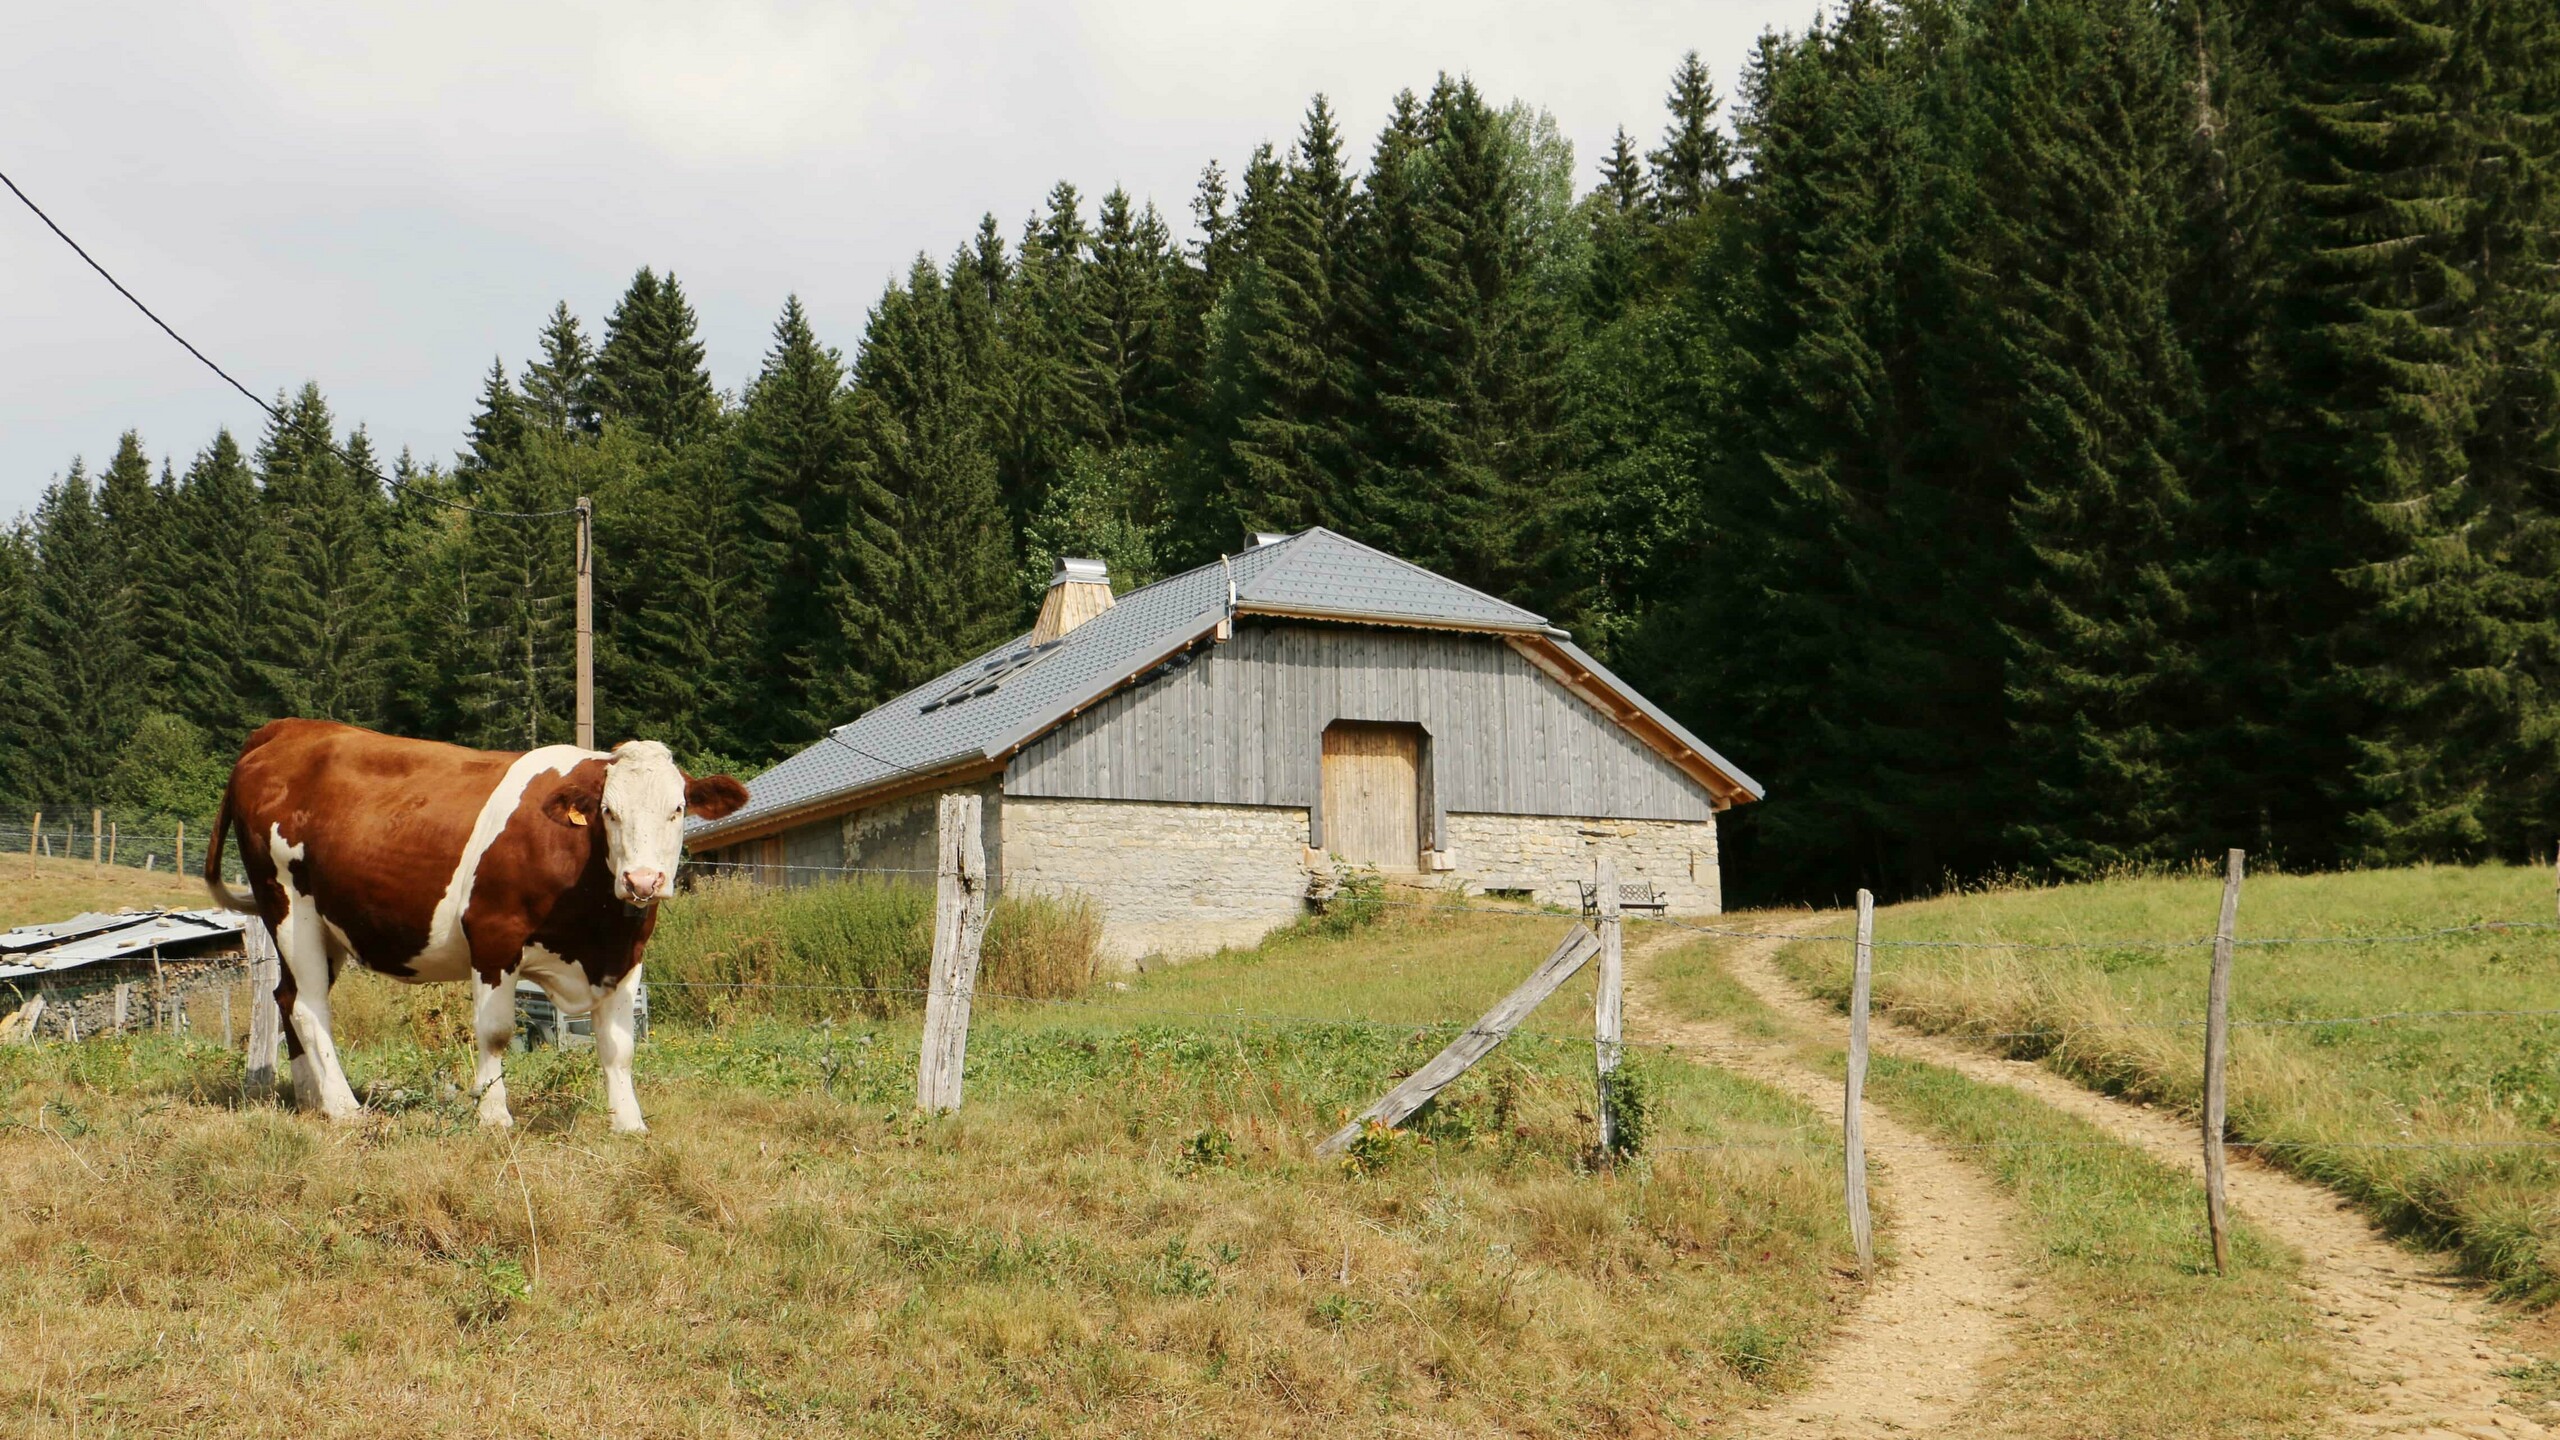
left=202, top=776, right=256, bottom=913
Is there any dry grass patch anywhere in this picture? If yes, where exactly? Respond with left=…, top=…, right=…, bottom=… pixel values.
left=0, top=905, right=1854, bottom=1438
left=0, top=851, right=206, bottom=931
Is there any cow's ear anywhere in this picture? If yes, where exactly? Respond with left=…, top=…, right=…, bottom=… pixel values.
left=543, top=783, right=601, bottom=828
left=685, top=773, right=750, bottom=820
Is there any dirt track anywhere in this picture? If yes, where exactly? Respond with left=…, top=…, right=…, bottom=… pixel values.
left=1629, top=920, right=2552, bottom=1439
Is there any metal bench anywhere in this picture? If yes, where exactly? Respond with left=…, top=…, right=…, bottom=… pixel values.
left=1579, top=880, right=1669, bottom=916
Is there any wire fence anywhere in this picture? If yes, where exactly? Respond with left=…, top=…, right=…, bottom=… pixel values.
left=0, top=819, right=245, bottom=885
left=20, top=831, right=2560, bottom=1170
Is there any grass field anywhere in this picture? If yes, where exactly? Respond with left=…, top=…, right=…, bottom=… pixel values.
left=1651, top=931, right=2342, bottom=1439
left=0, top=851, right=205, bottom=931
left=1769, top=863, right=2560, bottom=1302
left=0, top=899, right=1863, bottom=1437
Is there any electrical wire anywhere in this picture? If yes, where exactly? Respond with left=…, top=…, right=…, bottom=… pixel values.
left=0, top=165, right=578, bottom=521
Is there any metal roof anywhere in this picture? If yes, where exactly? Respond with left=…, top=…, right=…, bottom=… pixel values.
left=0, top=908, right=249, bottom=981
left=692, top=527, right=1754, bottom=842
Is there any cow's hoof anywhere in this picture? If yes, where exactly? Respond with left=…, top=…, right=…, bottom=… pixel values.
left=478, top=1111, right=515, bottom=1130
left=610, top=1119, right=649, bottom=1136
left=322, top=1105, right=366, bottom=1126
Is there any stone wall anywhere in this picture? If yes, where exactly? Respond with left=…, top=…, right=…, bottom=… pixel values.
left=834, top=780, right=1004, bottom=889
left=1443, top=811, right=1720, bottom=913
left=997, top=795, right=1311, bottom=965
left=989, top=797, right=1721, bottom=966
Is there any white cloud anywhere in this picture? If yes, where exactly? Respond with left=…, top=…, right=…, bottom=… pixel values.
left=1, top=0, right=1805, bottom=515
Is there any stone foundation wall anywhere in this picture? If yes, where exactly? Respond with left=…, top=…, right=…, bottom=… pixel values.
left=997, top=795, right=1311, bottom=965
left=1442, top=811, right=1720, bottom=913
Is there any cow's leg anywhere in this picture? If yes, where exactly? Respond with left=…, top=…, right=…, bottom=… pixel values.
left=471, top=968, right=517, bottom=1128
left=596, top=966, right=646, bottom=1134
left=275, top=894, right=362, bottom=1122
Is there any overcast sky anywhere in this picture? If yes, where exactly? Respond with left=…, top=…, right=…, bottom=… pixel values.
left=3, top=1, right=1810, bottom=519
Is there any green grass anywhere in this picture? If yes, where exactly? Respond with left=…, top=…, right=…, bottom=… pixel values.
left=1771, top=863, right=2560, bottom=1302
left=1650, top=932, right=2340, bottom=1439
left=0, top=902, right=1857, bottom=1438
left=1867, top=1058, right=2336, bottom=1438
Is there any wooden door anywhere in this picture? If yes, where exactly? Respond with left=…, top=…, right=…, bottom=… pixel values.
left=1321, top=722, right=1422, bottom=871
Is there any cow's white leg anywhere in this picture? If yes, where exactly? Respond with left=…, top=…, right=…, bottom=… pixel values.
left=268, top=828, right=362, bottom=1122
left=277, top=914, right=361, bottom=1121
left=472, top=969, right=516, bottom=1128
left=596, top=965, right=646, bottom=1134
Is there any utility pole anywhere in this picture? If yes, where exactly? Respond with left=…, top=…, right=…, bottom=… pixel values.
left=575, top=495, right=595, bottom=751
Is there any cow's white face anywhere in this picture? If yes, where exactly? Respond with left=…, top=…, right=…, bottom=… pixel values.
left=600, top=742, right=690, bottom=905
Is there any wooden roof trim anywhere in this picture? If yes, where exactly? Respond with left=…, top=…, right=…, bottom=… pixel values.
left=688, top=757, right=1004, bottom=850
left=1502, top=635, right=1754, bottom=810
left=1231, top=603, right=1548, bottom=637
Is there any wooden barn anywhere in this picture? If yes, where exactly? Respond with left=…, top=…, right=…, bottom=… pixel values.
left=687, top=528, right=1761, bottom=962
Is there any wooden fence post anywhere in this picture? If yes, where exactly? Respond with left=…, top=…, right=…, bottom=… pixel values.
left=244, top=919, right=282, bottom=1103
left=221, top=986, right=233, bottom=1047
left=1319, top=925, right=1604, bottom=1156
left=113, top=983, right=131, bottom=1032
left=177, top=819, right=186, bottom=879
left=916, top=791, right=990, bottom=1114
left=1846, top=889, right=1876, bottom=1279
left=91, top=808, right=102, bottom=868
left=2204, top=848, right=2243, bottom=1276
left=25, top=811, right=37, bottom=877
left=1593, top=856, right=1624, bottom=1157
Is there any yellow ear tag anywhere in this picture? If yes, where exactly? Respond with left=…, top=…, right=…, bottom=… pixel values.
left=569, top=809, right=589, bottom=827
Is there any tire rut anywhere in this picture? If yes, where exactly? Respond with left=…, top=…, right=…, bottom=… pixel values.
left=1703, top=918, right=2551, bottom=1440
left=1623, top=925, right=2030, bottom=1438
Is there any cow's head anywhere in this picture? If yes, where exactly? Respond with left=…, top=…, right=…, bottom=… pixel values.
left=546, top=741, right=749, bottom=905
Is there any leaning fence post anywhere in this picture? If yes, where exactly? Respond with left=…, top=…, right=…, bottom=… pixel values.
left=2204, top=848, right=2243, bottom=1276
left=916, top=791, right=990, bottom=1114
left=1593, top=856, right=1625, bottom=1157
left=244, top=918, right=282, bottom=1103
left=1846, top=888, right=1876, bottom=1279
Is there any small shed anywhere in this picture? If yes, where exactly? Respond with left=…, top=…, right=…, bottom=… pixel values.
left=688, top=528, right=1762, bottom=962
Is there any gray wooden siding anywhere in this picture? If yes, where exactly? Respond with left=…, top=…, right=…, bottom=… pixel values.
left=1004, top=622, right=1716, bottom=823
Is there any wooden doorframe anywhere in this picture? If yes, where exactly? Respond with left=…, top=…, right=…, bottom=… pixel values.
left=1312, top=719, right=1433, bottom=868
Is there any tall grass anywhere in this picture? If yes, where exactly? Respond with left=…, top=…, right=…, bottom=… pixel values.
left=647, top=877, right=1101, bottom=1024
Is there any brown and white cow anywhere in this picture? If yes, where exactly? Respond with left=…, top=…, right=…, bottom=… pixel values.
left=203, top=719, right=748, bottom=1132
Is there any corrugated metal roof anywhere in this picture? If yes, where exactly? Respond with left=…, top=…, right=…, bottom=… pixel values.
left=693, top=527, right=1751, bottom=841
left=0, top=909, right=249, bottom=981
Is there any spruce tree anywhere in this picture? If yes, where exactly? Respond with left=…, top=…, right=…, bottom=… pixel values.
left=735, top=295, right=858, bottom=749
left=0, top=524, right=63, bottom=805
left=28, top=461, right=141, bottom=799
left=96, top=432, right=182, bottom=698
left=1355, top=76, right=1571, bottom=595
left=597, top=268, right=719, bottom=448
left=2260, top=0, right=2502, bottom=860
left=1970, top=0, right=2207, bottom=875
left=169, top=430, right=271, bottom=746
left=252, top=385, right=388, bottom=725
left=1082, top=187, right=1177, bottom=446
left=837, top=258, right=1017, bottom=707
left=1649, top=51, right=1735, bottom=221
left=522, top=302, right=603, bottom=437
left=1223, top=96, right=1363, bottom=537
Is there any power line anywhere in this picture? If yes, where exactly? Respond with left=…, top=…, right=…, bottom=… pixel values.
left=0, top=165, right=577, bottom=521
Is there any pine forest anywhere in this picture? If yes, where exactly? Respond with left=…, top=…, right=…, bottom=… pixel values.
left=7, top=0, right=2559, bottom=905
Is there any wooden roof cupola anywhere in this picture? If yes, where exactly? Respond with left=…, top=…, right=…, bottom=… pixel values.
left=1031, top=557, right=1114, bottom=643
